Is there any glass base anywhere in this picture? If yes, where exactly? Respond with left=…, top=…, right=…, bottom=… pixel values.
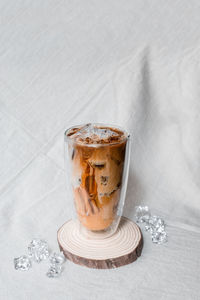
left=79, top=216, right=121, bottom=240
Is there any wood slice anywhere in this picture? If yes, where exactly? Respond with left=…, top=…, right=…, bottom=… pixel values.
left=57, top=217, right=143, bottom=269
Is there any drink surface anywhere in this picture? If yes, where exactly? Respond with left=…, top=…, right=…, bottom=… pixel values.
left=66, top=123, right=126, bottom=145
left=66, top=124, right=127, bottom=231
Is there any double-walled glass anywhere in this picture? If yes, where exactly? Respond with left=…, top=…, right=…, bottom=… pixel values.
left=64, top=123, right=130, bottom=239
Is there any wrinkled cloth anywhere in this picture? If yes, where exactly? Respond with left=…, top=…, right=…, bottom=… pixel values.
left=0, top=1, right=200, bottom=299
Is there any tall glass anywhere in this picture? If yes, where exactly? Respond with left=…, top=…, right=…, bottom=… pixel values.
left=64, top=123, right=130, bottom=239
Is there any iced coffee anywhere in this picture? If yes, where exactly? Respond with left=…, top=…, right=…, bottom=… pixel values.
left=66, top=124, right=128, bottom=231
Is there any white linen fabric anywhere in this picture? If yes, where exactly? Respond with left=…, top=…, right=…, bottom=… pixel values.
left=0, top=1, right=200, bottom=299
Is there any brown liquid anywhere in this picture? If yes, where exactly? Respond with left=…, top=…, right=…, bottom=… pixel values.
left=67, top=125, right=127, bottom=231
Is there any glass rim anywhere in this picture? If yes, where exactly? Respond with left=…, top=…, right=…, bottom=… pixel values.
left=64, top=123, right=130, bottom=147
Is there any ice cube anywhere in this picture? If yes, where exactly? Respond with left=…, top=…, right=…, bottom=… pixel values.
left=135, top=206, right=151, bottom=223
left=14, top=255, right=32, bottom=271
left=151, top=231, right=167, bottom=244
left=49, top=252, right=65, bottom=265
left=46, top=264, right=62, bottom=278
left=79, top=123, right=92, bottom=137
left=28, top=239, right=49, bottom=263
left=145, top=216, right=165, bottom=233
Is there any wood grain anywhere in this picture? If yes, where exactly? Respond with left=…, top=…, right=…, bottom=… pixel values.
left=57, top=217, right=143, bottom=269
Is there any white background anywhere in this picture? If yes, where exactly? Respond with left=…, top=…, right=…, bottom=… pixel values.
left=0, top=1, right=200, bottom=299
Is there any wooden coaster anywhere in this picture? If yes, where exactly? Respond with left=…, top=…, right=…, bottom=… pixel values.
left=57, top=217, right=143, bottom=269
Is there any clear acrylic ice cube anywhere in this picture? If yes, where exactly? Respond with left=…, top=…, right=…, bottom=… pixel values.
left=28, top=239, right=49, bottom=263
left=46, top=264, right=62, bottom=278
left=14, top=255, right=32, bottom=271
left=135, top=206, right=151, bottom=223
left=151, top=231, right=167, bottom=244
left=145, top=216, right=165, bottom=233
left=49, top=252, right=65, bottom=265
